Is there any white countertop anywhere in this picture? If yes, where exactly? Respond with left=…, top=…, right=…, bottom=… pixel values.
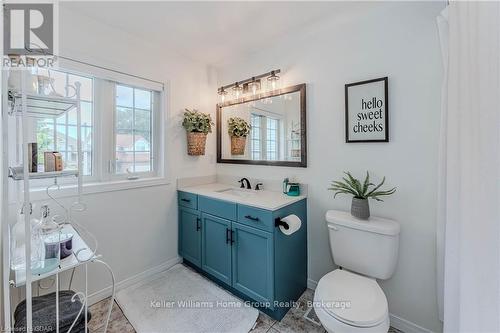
left=178, top=183, right=306, bottom=211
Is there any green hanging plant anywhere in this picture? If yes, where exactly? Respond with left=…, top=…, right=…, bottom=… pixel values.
left=182, top=109, right=214, bottom=134
left=227, top=117, right=251, bottom=137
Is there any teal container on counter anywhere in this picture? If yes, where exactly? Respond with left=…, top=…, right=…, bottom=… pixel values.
left=286, top=183, right=301, bottom=196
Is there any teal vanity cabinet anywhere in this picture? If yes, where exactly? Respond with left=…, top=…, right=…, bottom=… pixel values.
left=178, top=190, right=307, bottom=320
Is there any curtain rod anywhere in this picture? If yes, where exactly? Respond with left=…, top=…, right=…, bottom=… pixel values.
left=56, top=55, right=165, bottom=88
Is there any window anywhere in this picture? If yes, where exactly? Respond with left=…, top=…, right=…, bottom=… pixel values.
left=35, top=70, right=93, bottom=175
left=250, top=113, right=280, bottom=161
left=250, top=114, right=261, bottom=160
left=266, top=118, right=279, bottom=160
left=26, top=66, right=164, bottom=193
left=115, top=85, right=153, bottom=174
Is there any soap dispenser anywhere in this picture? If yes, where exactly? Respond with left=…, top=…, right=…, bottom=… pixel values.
left=283, top=178, right=289, bottom=194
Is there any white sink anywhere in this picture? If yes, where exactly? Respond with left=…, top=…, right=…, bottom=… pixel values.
left=216, top=188, right=258, bottom=198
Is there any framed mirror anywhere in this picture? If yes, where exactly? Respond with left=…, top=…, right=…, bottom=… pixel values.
left=217, top=83, right=306, bottom=167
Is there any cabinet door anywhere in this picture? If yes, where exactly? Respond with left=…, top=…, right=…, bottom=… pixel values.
left=232, top=222, right=274, bottom=305
left=179, top=207, right=202, bottom=267
left=201, top=213, right=232, bottom=285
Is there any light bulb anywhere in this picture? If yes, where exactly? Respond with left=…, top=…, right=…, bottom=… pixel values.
left=267, top=71, right=280, bottom=91
left=232, top=82, right=242, bottom=99
left=218, top=87, right=228, bottom=103
left=248, top=77, right=260, bottom=96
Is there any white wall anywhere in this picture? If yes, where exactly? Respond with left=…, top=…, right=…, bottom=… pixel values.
left=52, top=5, right=217, bottom=300
left=215, top=2, right=444, bottom=332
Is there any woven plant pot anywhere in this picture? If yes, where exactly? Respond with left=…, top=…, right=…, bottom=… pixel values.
left=231, top=136, right=247, bottom=155
left=351, top=197, right=370, bottom=220
left=186, top=132, right=207, bottom=156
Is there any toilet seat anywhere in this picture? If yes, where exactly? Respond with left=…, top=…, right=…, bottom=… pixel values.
left=314, top=269, right=388, bottom=328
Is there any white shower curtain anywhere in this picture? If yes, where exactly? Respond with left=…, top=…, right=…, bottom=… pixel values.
left=436, top=1, right=500, bottom=332
left=436, top=6, right=448, bottom=324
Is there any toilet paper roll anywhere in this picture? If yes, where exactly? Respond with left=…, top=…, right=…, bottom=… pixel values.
left=279, top=214, right=302, bottom=236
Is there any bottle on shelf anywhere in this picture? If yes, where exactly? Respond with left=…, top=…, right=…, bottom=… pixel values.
left=32, top=205, right=61, bottom=275
left=10, top=204, right=44, bottom=271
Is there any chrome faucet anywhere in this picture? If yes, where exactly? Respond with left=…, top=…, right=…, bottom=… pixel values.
left=238, top=178, right=251, bottom=189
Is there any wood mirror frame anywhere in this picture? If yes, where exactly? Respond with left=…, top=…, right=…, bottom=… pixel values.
left=217, top=83, right=307, bottom=167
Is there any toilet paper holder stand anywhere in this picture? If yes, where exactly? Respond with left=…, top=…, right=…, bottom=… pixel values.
left=274, top=218, right=290, bottom=230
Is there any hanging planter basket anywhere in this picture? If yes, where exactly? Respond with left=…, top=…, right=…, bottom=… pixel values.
left=187, top=132, right=207, bottom=156
left=182, top=109, right=213, bottom=156
left=231, top=136, right=247, bottom=155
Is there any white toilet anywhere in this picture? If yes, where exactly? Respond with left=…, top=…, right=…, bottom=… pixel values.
left=314, top=210, right=400, bottom=333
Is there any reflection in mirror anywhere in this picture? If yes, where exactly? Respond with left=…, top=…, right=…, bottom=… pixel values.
left=218, top=84, right=306, bottom=167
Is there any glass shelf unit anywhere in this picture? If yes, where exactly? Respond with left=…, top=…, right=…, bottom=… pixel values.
left=8, top=90, right=77, bottom=118
left=8, top=168, right=79, bottom=181
left=2, top=66, right=110, bottom=333
left=11, top=225, right=95, bottom=287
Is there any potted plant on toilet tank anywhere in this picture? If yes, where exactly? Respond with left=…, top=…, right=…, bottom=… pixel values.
left=328, top=172, right=396, bottom=219
left=182, top=109, right=214, bottom=156
left=227, top=117, right=251, bottom=155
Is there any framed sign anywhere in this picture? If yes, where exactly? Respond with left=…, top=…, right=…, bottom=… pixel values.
left=345, top=77, right=388, bottom=142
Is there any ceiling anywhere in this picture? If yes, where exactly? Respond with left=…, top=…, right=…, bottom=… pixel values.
left=61, top=1, right=361, bottom=66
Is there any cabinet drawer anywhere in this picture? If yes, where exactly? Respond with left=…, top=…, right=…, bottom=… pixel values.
left=178, top=191, right=198, bottom=210
left=199, top=196, right=237, bottom=221
left=237, top=205, right=273, bottom=232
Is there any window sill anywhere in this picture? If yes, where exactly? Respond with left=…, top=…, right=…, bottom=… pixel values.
left=26, top=176, right=171, bottom=202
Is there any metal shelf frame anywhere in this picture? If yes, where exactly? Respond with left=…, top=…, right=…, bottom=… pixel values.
left=1, top=69, right=93, bottom=333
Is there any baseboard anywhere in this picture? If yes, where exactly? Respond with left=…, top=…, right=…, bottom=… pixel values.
left=306, top=277, right=434, bottom=333
left=389, top=314, right=435, bottom=333
left=307, top=278, right=318, bottom=290
left=87, top=256, right=182, bottom=306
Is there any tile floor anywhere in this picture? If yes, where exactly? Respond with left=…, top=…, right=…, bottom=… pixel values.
left=88, top=298, right=135, bottom=333
left=89, top=287, right=403, bottom=333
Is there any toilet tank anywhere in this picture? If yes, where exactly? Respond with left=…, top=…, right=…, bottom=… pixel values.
left=325, top=210, right=400, bottom=280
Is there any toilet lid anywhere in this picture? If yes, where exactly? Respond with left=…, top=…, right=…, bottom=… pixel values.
left=315, top=269, right=388, bottom=327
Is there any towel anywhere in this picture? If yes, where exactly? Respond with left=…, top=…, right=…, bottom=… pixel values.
left=14, top=290, right=91, bottom=333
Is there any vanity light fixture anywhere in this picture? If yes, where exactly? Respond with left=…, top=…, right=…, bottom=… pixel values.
left=216, top=69, right=281, bottom=102
left=267, top=70, right=280, bottom=90
left=218, top=87, right=228, bottom=102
